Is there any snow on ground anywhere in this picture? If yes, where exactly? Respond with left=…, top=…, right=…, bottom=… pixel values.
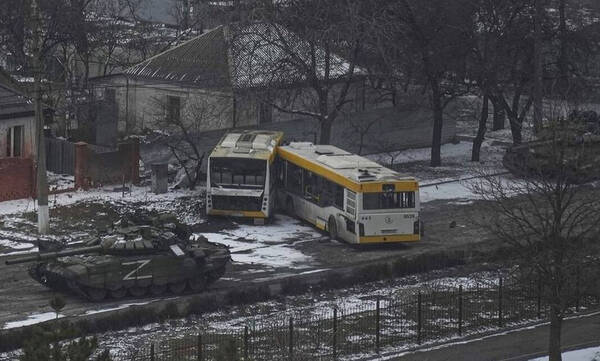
left=420, top=181, right=479, bottom=203
left=78, top=269, right=503, bottom=358
left=0, top=185, right=202, bottom=217
left=199, top=214, right=322, bottom=269
left=47, top=172, right=75, bottom=192
left=85, top=302, right=152, bottom=316
left=530, top=347, right=600, bottom=361
left=0, top=239, right=34, bottom=250
left=2, top=312, right=64, bottom=329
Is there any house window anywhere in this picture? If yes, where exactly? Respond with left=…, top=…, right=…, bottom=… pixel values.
left=167, top=95, right=181, bottom=123
left=6, top=125, right=24, bottom=157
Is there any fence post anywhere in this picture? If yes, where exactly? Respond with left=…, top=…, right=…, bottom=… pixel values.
left=498, top=277, right=503, bottom=328
left=417, top=292, right=422, bottom=344
left=289, top=317, right=294, bottom=359
left=333, top=308, right=337, bottom=359
left=150, top=343, right=155, bottom=361
left=244, top=326, right=249, bottom=361
left=376, top=297, right=380, bottom=353
left=197, top=334, right=202, bottom=361
left=458, top=285, right=463, bottom=336
left=576, top=267, right=581, bottom=312
left=74, top=142, right=89, bottom=190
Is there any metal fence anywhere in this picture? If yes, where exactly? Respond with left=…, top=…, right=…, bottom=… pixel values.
left=46, top=137, right=76, bottom=175
left=111, top=279, right=600, bottom=361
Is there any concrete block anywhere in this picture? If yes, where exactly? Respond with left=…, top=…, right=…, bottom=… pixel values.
left=151, top=163, right=169, bottom=194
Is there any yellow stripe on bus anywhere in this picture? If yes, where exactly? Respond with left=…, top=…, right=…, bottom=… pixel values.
left=359, top=234, right=420, bottom=244
left=208, top=210, right=267, bottom=218
left=277, top=147, right=419, bottom=193
left=268, top=133, right=285, bottom=163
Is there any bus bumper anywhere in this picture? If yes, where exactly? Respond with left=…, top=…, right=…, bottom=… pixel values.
left=358, top=234, right=421, bottom=244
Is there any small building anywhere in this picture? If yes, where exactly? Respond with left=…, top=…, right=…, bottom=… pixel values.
left=89, top=23, right=375, bottom=135
left=0, top=69, right=39, bottom=201
left=91, top=23, right=456, bottom=158
left=0, top=70, right=37, bottom=160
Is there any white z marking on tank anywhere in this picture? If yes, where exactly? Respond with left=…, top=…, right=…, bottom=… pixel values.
left=122, top=260, right=152, bottom=280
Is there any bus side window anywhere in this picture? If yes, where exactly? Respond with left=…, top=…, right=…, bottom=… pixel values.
left=303, top=169, right=313, bottom=198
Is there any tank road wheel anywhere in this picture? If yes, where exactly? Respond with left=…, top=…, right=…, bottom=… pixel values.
left=129, top=286, right=147, bottom=298
left=168, top=281, right=186, bottom=295
left=285, top=197, right=295, bottom=217
left=187, top=277, right=207, bottom=292
left=328, top=216, right=338, bottom=241
left=109, top=288, right=127, bottom=299
left=149, top=284, right=167, bottom=296
left=85, top=287, right=107, bottom=302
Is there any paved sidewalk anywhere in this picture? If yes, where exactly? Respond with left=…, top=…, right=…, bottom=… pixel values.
left=379, top=311, right=600, bottom=361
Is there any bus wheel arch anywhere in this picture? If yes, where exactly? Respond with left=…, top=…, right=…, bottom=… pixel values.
left=328, top=215, right=338, bottom=240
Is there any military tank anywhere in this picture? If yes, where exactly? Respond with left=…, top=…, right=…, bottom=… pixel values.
left=5, top=212, right=231, bottom=301
left=503, top=111, right=600, bottom=183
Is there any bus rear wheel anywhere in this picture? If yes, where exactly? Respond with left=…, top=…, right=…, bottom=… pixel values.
left=328, top=216, right=338, bottom=241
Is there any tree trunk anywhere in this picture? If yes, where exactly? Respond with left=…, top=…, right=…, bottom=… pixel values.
left=548, top=307, right=563, bottom=361
left=508, top=114, right=523, bottom=146
left=472, top=95, right=489, bottom=162
left=492, top=99, right=506, bottom=131
left=557, top=0, right=569, bottom=95
left=533, top=0, right=545, bottom=134
left=319, top=117, right=333, bottom=145
left=430, top=82, right=443, bottom=167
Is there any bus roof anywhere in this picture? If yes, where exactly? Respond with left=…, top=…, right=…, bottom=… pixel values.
left=278, top=142, right=418, bottom=191
left=210, top=130, right=283, bottom=161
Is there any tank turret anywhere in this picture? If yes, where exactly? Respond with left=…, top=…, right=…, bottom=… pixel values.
left=6, top=213, right=230, bottom=301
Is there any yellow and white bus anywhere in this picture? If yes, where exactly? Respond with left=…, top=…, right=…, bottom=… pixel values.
left=206, top=130, right=283, bottom=224
left=277, top=142, right=421, bottom=244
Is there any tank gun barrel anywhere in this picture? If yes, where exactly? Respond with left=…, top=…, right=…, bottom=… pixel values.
left=5, top=245, right=104, bottom=265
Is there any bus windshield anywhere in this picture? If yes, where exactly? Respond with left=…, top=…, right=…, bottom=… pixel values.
left=363, top=191, right=415, bottom=210
left=210, top=157, right=266, bottom=188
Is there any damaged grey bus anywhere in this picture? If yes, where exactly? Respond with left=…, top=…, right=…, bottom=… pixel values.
left=206, top=130, right=283, bottom=224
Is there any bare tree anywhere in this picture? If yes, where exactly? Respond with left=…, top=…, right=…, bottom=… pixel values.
left=152, top=93, right=231, bottom=190
left=234, top=0, right=365, bottom=145
left=471, top=122, right=600, bottom=361
left=372, top=0, right=475, bottom=166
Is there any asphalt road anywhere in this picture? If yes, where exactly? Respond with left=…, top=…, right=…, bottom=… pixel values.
left=0, top=198, right=499, bottom=326
left=386, top=311, right=600, bottom=361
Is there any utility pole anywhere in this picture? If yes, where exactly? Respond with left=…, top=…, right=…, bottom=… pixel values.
left=533, top=0, right=545, bottom=134
left=32, top=0, right=49, bottom=234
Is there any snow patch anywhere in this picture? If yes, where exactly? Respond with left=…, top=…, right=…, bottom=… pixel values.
left=3, top=312, right=64, bottom=329
left=200, top=215, right=321, bottom=269
left=420, top=181, right=479, bottom=203
left=85, top=302, right=152, bottom=316
left=0, top=239, right=34, bottom=250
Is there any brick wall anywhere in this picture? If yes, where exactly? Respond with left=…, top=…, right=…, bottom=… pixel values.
left=75, top=140, right=140, bottom=189
left=0, top=158, right=34, bottom=201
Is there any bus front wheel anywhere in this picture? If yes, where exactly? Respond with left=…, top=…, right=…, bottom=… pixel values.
left=328, top=216, right=338, bottom=240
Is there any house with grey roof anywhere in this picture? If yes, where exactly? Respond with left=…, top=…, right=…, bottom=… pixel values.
left=90, top=23, right=456, bottom=157
left=89, top=23, right=370, bottom=135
